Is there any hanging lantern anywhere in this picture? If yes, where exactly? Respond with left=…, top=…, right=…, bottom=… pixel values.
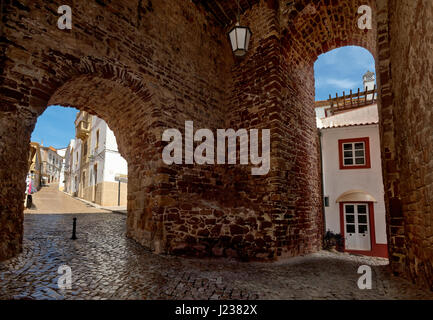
left=228, top=22, right=252, bottom=57
left=228, top=0, right=252, bottom=57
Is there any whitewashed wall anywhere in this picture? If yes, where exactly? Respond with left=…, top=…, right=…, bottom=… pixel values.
left=88, top=115, right=127, bottom=185
left=104, top=150, right=128, bottom=183
left=88, top=115, right=106, bottom=186
left=321, top=124, right=387, bottom=245
left=104, top=125, right=127, bottom=182
left=57, top=148, right=66, bottom=190
left=64, top=139, right=75, bottom=193
left=72, top=138, right=82, bottom=193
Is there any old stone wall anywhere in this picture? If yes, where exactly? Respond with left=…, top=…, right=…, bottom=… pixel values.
left=224, top=0, right=377, bottom=258
left=375, top=0, right=403, bottom=277
left=385, top=0, right=433, bottom=289
left=0, top=0, right=232, bottom=260
left=277, top=0, right=377, bottom=257
left=0, top=0, right=432, bottom=291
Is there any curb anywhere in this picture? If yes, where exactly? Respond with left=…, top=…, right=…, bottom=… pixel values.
left=61, top=190, right=127, bottom=215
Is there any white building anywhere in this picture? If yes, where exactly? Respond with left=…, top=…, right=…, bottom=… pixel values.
left=316, top=72, right=388, bottom=258
left=40, top=146, right=63, bottom=184
left=64, top=111, right=128, bottom=206
left=57, top=147, right=67, bottom=191
left=63, top=139, right=75, bottom=194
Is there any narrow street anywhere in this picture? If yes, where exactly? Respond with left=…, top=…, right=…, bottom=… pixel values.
left=24, top=184, right=109, bottom=214
left=0, top=186, right=432, bottom=300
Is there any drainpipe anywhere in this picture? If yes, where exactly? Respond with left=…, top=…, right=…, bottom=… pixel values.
left=318, top=128, right=327, bottom=241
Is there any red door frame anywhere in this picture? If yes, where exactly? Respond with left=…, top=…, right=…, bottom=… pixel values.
left=339, top=202, right=388, bottom=258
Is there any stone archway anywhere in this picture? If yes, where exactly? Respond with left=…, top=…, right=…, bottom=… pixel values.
left=1, top=0, right=433, bottom=291
left=0, top=65, right=168, bottom=258
left=224, top=0, right=432, bottom=289
left=0, top=0, right=233, bottom=261
left=222, top=0, right=379, bottom=259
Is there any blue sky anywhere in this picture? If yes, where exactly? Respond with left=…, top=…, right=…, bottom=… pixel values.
left=31, top=106, right=78, bottom=149
left=314, top=46, right=375, bottom=101
left=32, top=46, right=375, bottom=148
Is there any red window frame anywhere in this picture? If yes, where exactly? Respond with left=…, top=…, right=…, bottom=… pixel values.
left=338, top=137, right=371, bottom=169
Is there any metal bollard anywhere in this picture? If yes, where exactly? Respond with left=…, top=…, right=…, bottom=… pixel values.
left=71, top=217, right=77, bottom=240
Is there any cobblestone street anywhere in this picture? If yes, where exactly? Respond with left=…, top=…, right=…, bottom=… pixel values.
left=1, top=211, right=432, bottom=300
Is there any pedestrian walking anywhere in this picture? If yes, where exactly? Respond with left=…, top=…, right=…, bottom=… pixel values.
left=25, top=174, right=33, bottom=209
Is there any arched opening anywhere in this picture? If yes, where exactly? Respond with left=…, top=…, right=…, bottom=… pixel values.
left=0, top=0, right=233, bottom=262
left=0, top=68, right=170, bottom=261
left=219, top=0, right=381, bottom=260
left=0, top=0, right=432, bottom=295
left=26, top=105, right=129, bottom=214
left=314, top=46, right=388, bottom=258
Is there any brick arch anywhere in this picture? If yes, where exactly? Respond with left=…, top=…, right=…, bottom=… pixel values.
left=278, top=0, right=380, bottom=257
left=0, top=0, right=233, bottom=261
left=0, top=65, right=170, bottom=260
left=255, top=0, right=433, bottom=291
left=47, top=73, right=156, bottom=162
left=2, top=0, right=432, bottom=292
left=53, top=58, right=157, bottom=109
left=223, top=0, right=381, bottom=258
left=274, top=0, right=384, bottom=260
left=280, top=0, right=377, bottom=65
left=45, top=72, right=175, bottom=253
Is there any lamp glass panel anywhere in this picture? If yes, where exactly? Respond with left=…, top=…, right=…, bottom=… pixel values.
left=245, top=29, right=251, bottom=51
left=236, top=27, right=247, bottom=50
left=229, top=29, right=238, bottom=51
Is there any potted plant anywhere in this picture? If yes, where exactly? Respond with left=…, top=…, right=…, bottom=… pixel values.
left=324, top=230, right=345, bottom=252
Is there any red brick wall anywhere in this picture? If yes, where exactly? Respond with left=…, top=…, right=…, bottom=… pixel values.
left=0, top=0, right=432, bottom=291
left=0, top=0, right=232, bottom=259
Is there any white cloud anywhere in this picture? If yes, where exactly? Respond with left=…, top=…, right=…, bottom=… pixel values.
left=316, top=78, right=359, bottom=89
left=314, top=46, right=376, bottom=100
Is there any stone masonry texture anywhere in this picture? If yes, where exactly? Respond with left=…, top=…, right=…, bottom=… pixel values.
left=0, top=0, right=432, bottom=291
left=1, top=213, right=433, bottom=300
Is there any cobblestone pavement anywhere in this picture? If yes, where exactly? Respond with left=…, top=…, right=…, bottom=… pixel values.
left=1, top=213, right=432, bottom=300
left=24, top=184, right=110, bottom=214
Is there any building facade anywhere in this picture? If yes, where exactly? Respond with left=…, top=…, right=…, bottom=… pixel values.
left=27, top=142, right=42, bottom=192
left=57, top=147, right=67, bottom=191
left=40, top=146, right=63, bottom=184
left=63, top=139, right=76, bottom=196
left=316, top=72, right=388, bottom=258
left=64, top=111, right=128, bottom=206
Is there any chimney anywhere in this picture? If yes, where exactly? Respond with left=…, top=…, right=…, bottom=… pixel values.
left=363, top=71, right=375, bottom=100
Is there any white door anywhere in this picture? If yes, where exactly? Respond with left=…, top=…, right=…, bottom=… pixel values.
left=343, top=203, right=371, bottom=251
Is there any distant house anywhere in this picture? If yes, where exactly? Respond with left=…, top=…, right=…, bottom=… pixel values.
left=57, top=147, right=67, bottom=191
left=63, top=139, right=76, bottom=196
left=27, top=142, right=42, bottom=191
left=64, top=111, right=128, bottom=206
left=316, top=71, right=388, bottom=258
left=40, top=145, right=63, bottom=184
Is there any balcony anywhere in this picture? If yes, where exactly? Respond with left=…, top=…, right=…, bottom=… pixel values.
left=76, top=120, right=90, bottom=141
